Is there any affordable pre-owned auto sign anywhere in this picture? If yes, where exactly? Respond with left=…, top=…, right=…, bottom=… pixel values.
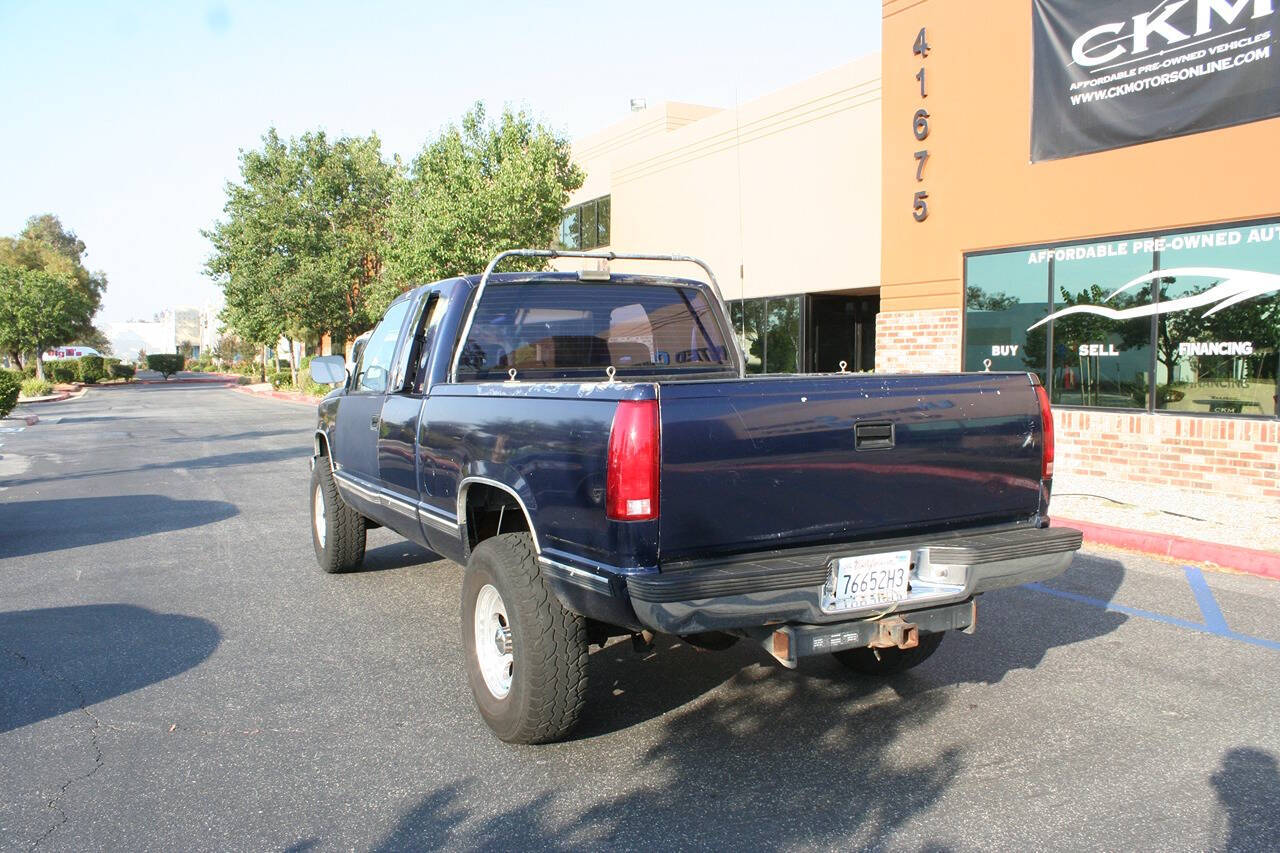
left=1031, top=0, right=1279, bottom=160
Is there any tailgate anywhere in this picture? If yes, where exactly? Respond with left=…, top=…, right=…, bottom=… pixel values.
left=657, top=373, right=1044, bottom=563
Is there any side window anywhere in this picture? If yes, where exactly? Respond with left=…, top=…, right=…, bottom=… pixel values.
left=354, top=299, right=411, bottom=394
left=400, top=293, right=446, bottom=394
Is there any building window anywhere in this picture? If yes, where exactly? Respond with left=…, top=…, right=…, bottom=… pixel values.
left=729, top=295, right=803, bottom=374
left=557, top=196, right=610, bottom=251
left=963, top=219, right=1280, bottom=418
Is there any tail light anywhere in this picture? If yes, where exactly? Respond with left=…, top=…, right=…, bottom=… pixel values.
left=607, top=399, right=660, bottom=520
left=1035, top=384, right=1054, bottom=480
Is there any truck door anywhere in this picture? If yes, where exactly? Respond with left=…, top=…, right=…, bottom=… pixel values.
left=333, top=297, right=413, bottom=518
left=378, top=292, right=440, bottom=497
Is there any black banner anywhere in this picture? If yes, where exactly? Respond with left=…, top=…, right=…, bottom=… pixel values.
left=1031, top=0, right=1280, bottom=161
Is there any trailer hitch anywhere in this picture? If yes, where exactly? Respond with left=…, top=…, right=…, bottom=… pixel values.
left=868, top=616, right=919, bottom=650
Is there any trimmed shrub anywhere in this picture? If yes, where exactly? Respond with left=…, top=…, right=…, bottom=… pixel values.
left=0, top=370, right=20, bottom=418
left=267, top=370, right=292, bottom=389
left=146, top=354, right=184, bottom=379
left=21, top=378, right=53, bottom=398
left=108, top=362, right=135, bottom=381
left=236, top=375, right=254, bottom=386
left=22, top=362, right=37, bottom=378
left=47, top=360, right=78, bottom=384
left=78, top=354, right=106, bottom=384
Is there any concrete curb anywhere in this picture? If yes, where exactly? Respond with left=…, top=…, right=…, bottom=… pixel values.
left=2, top=413, right=40, bottom=426
left=16, top=392, right=71, bottom=403
left=229, top=385, right=321, bottom=407
left=1057, top=516, right=1280, bottom=580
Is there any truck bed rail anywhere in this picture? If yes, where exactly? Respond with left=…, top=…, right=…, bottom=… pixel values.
left=448, top=249, right=746, bottom=382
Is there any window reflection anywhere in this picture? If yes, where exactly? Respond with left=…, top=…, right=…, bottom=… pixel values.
left=963, top=252, right=1049, bottom=384
left=1153, top=224, right=1280, bottom=415
left=765, top=296, right=801, bottom=373
left=1051, top=252, right=1154, bottom=409
left=557, top=196, right=609, bottom=251
left=729, top=296, right=800, bottom=374
left=963, top=219, right=1280, bottom=419
left=731, top=300, right=766, bottom=374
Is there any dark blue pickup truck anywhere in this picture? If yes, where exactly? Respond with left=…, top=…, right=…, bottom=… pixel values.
left=307, top=249, right=1081, bottom=743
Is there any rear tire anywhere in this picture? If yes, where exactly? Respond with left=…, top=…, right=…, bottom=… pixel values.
left=310, top=459, right=366, bottom=573
left=461, top=533, right=588, bottom=744
left=831, top=631, right=944, bottom=675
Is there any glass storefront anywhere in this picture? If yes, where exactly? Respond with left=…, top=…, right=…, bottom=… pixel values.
left=963, top=219, right=1280, bottom=418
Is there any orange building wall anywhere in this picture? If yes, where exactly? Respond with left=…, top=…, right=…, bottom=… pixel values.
left=879, top=0, right=1280, bottom=320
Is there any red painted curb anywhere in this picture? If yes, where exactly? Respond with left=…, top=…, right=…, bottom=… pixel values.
left=229, top=385, right=320, bottom=407
left=1057, top=516, right=1280, bottom=580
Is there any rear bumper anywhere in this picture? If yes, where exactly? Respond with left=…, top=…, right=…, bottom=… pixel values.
left=626, top=525, right=1082, bottom=635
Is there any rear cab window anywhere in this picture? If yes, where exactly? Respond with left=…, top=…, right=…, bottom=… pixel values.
left=455, top=281, right=737, bottom=382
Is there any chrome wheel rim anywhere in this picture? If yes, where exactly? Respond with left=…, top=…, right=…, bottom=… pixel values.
left=313, top=484, right=327, bottom=549
left=474, top=584, right=514, bottom=699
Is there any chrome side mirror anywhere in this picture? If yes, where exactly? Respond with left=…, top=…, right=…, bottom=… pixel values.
left=309, top=355, right=347, bottom=386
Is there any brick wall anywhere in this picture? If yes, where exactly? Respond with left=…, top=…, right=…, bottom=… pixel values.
left=1054, top=410, right=1280, bottom=501
left=874, top=308, right=962, bottom=374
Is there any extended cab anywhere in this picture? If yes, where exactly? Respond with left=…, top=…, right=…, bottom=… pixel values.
left=307, top=250, right=1082, bottom=743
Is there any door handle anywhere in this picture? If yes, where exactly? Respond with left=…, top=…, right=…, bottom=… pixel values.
left=370, top=414, right=379, bottom=431
left=854, top=421, right=894, bottom=450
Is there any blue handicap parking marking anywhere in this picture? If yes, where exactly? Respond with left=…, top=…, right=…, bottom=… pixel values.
left=1183, top=566, right=1230, bottom=634
left=1025, top=568, right=1280, bottom=652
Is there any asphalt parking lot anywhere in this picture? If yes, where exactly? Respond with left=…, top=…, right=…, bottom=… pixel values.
left=1, top=384, right=1277, bottom=852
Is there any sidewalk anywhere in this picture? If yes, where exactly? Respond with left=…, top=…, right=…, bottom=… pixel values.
left=1053, top=471, right=1280, bottom=579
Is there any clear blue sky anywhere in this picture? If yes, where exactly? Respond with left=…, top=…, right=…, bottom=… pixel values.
left=0, top=1, right=880, bottom=322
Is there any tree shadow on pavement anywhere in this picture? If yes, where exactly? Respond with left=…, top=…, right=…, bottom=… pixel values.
left=157, top=428, right=302, bottom=444
left=372, top=552, right=1129, bottom=849
left=1211, top=747, right=1280, bottom=852
left=376, top=658, right=959, bottom=851
left=0, top=604, right=220, bottom=734
left=0, top=445, right=308, bottom=488
left=0, top=494, right=238, bottom=558
left=921, top=551, right=1129, bottom=686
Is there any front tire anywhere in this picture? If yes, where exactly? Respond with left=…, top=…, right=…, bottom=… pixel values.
left=310, top=459, right=366, bottom=573
left=831, top=631, right=944, bottom=675
left=461, top=533, right=587, bottom=744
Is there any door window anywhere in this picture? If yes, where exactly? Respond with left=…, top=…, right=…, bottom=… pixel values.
left=354, top=299, right=411, bottom=394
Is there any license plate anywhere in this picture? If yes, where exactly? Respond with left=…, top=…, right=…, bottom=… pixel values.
left=822, top=550, right=912, bottom=612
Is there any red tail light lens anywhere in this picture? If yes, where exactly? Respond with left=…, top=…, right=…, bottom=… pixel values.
left=607, top=400, right=660, bottom=521
left=1035, top=384, right=1054, bottom=480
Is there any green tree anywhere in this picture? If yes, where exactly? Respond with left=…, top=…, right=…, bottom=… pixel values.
left=146, top=354, right=184, bottom=379
left=0, top=370, right=19, bottom=418
left=383, top=103, right=583, bottom=308
left=0, top=215, right=107, bottom=368
left=204, top=128, right=396, bottom=383
left=966, top=286, right=1020, bottom=312
left=0, top=266, right=96, bottom=381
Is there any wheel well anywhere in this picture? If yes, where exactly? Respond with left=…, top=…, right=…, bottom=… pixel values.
left=465, top=484, right=531, bottom=552
left=314, top=432, right=330, bottom=457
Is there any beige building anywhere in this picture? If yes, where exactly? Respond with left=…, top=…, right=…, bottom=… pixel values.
left=554, top=53, right=883, bottom=373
